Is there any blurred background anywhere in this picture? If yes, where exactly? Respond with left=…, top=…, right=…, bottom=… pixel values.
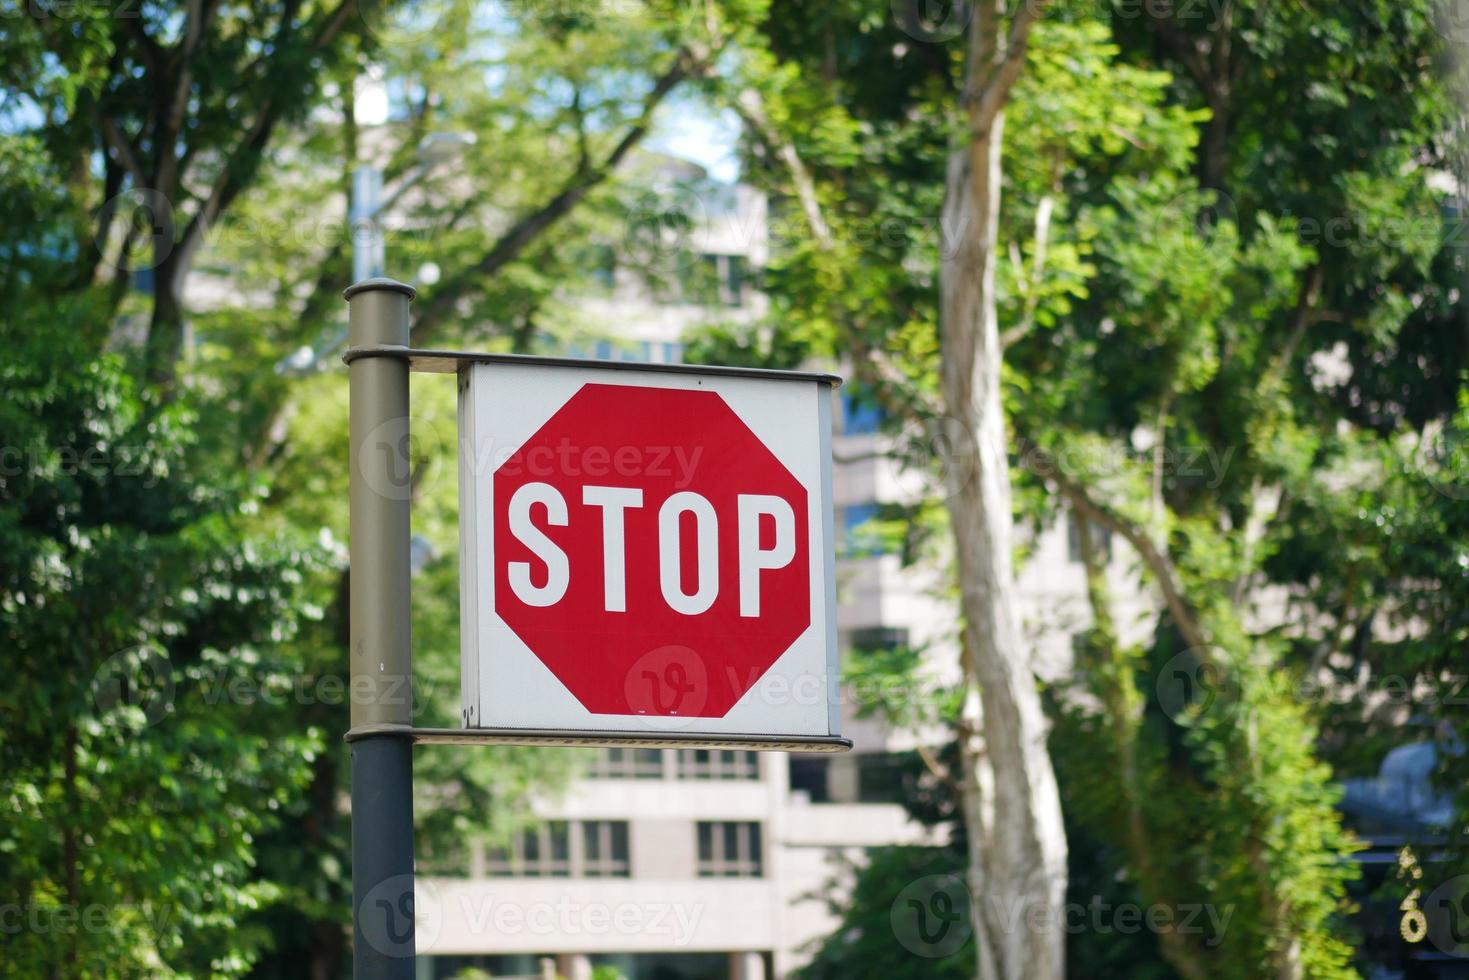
left=3, top=1, right=1469, bottom=978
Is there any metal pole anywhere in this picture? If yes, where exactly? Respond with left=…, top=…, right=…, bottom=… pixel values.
left=346, top=277, right=417, bottom=980
left=350, top=166, right=385, bottom=283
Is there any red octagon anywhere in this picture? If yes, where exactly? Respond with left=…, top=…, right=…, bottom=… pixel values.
left=492, top=382, right=811, bottom=718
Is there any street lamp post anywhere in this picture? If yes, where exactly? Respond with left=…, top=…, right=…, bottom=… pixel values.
left=350, top=131, right=476, bottom=282
left=346, top=276, right=416, bottom=980
left=349, top=167, right=386, bottom=283
left=279, top=133, right=473, bottom=377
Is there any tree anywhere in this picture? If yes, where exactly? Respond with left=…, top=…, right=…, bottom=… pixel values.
left=0, top=314, right=325, bottom=978
left=1021, top=4, right=1465, bottom=975
left=0, top=0, right=361, bottom=388
left=696, top=7, right=1069, bottom=974
left=721, top=5, right=1183, bottom=977
left=719, top=0, right=1464, bottom=976
left=930, top=5, right=1074, bottom=977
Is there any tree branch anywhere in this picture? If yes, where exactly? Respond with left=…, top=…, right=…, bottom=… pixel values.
left=158, top=0, right=220, bottom=195
left=410, top=47, right=699, bottom=341
left=1001, top=192, right=1054, bottom=348
left=968, top=0, right=1049, bottom=132
left=1226, top=261, right=1324, bottom=601
left=917, top=742, right=961, bottom=795
left=172, top=0, right=354, bottom=281
left=124, top=15, right=165, bottom=78
left=145, top=0, right=355, bottom=386
left=1074, top=519, right=1214, bottom=980
left=1150, top=9, right=1215, bottom=101
left=733, top=86, right=834, bottom=250
left=1021, top=439, right=1211, bottom=653
left=1265, top=260, right=1325, bottom=391
left=99, top=114, right=147, bottom=188
left=724, top=83, right=941, bottom=423
left=1151, top=387, right=1174, bottom=529
left=571, top=84, right=592, bottom=176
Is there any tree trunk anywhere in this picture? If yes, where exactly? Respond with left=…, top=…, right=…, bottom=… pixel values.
left=1075, top=519, right=1213, bottom=980
left=146, top=249, right=187, bottom=388
left=1200, top=93, right=1229, bottom=193
left=939, top=107, right=1067, bottom=980
left=63, top=725, right=81, bottom=979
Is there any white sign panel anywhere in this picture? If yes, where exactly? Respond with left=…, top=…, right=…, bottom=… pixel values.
left=457, top=358, right=841, bottom=743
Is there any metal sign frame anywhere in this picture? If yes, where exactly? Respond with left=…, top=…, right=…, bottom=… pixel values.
left=345, top=724, right=851, bottom=752
left=455, top=355, right=846, bottom=748
left=343, top=342, right=852, bottom=754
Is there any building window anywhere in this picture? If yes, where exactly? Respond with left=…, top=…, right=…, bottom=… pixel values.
left=589, top=244, right=616, bottom=291
left=588, top=338, right=653, bottom=363
left=485, top=821, right=632, bottom=877
left=677, top=749, right=759, bottom=780
left=676, top=255, right=716, bottom=305
left=416, top=839, right=467, bottom=876
left=840, top=389, right=884, bottom=435
left=696, top=822, right=763, bottom=877
left=1067, top=512, right=1112, bottom=564
left=723, top=254, right=745, bottom=306
left=486, top=822, right=571, bottom=877
left=676, top=254, right=747, bottom=307
left=581, top=821, right=631, bottom=878
left=789, top=755, right=831, bottom=803
left=855, top=752, right=912, bottom=804
left=588, top=747, right=664, bottom=779
left=840, top=503, right=887, bottom=557
left=848, top=626, right=909, bottom=656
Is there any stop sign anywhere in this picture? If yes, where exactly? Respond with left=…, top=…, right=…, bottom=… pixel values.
left=458, top=359, right=840, bottom=742
left=493, top=382, right=810, bottom=718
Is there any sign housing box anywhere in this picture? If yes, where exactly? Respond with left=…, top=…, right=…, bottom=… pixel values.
left=456, top=355, right=845, bottom=751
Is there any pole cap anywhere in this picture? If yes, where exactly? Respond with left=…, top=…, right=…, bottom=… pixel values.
left=343, top=277, right=417, bottom=301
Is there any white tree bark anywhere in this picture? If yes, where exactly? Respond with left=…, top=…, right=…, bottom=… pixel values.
left=730, top=14, right=1067, bottom=976
left=939, top=6, right=1067, bottom=978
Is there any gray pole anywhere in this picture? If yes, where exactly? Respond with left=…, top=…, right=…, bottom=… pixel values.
left=350, top=166, right=385, bottom=283
left=345, top=277, right=417, bottom=980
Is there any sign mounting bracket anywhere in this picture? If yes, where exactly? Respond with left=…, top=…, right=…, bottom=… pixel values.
left=343, top=724, right=852, bottom=753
